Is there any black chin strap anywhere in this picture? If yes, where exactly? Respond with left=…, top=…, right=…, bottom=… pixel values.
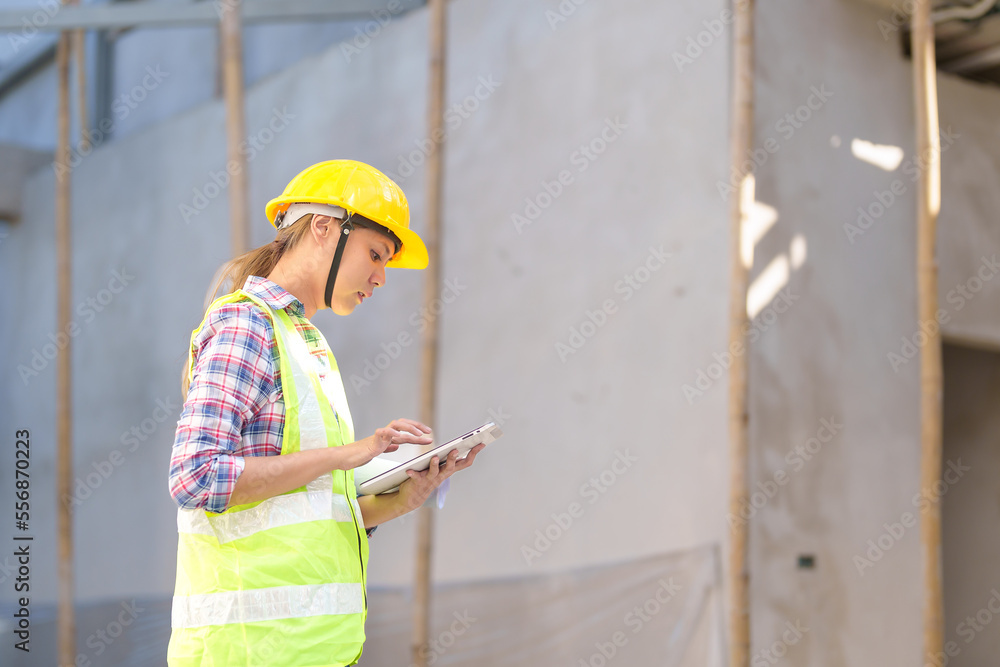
left=324, top=214, right=355, bottom=310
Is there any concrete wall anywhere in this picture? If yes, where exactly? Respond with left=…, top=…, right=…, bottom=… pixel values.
left=937, top=73, right=1000, bottom=349
left=942, top=344, right=1000, bottom=665
left=4, top=0, right=1000, bottom=663
left=750, top=0, right=1000, bottom=664
left=0, top=0, right=731, bottom=617
left=751, top=0, right=923, bottom=663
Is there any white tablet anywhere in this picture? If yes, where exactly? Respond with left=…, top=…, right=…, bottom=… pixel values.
left=355, top=421, right=503, bottom=496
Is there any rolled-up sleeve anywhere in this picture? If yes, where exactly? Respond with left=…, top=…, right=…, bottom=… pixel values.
left=168, top=304, right=276, bottom=513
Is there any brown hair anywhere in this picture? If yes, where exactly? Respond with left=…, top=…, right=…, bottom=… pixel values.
left=180, top=212, right=402, bottom=397
left=208, top=214, right=315, bottom=306
left=179, top=214, right=314, bottom=397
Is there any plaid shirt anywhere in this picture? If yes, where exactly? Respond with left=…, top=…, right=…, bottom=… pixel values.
left=169, top=275, right=374, bottom=534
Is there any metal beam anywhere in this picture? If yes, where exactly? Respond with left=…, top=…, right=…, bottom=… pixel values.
left=0, top=0, right=425, bottom=31
left=0, top=36, right=57, bottom=98
left=940, top=43, right=1000, bottom=74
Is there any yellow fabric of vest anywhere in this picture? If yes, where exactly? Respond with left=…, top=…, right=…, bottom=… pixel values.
left=168, top=289, right=368, bottom=667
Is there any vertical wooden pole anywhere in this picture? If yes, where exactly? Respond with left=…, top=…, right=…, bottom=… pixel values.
left=412, top=0, right=447, bottom=664
left=912, top=0, right=944, bottom=661
left=220, top=1, right=249, bottom=257
left=727, top=1, right=754, bottom=666
left=73, top=27, right=89, bottom=151
left=56, top=27, right=76, bottom=667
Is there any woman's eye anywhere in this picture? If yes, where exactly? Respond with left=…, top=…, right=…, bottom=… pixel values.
left=372, top=251, right=381, bottom=262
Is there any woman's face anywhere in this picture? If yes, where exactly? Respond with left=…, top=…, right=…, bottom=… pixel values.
left=326, top=223, right=396, bottom=316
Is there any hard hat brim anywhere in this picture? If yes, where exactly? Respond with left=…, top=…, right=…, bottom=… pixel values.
left=265, top=196, right=428, bottom=270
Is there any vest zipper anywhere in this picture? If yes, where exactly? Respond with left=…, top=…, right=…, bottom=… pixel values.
left=346, top=467, right=368, bottom=611
left=331, top=387, right=366, bottom=612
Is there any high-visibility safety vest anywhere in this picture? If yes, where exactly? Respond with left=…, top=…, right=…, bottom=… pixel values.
left=168, top=289, right=369, bottom=667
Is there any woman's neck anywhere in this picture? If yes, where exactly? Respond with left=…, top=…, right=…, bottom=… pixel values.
left=267, top=250, right=322, bottom=319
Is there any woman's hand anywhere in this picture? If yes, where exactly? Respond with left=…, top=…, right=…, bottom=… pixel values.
left=363, top=418, right=433, bottom=461
left=230, top=419, right=434, bottom=508
left=396, top=443, right=486, bottom=513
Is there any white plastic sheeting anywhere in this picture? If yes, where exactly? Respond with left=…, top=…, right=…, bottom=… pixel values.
left=359, top=544, right=723, bottom=666
left=0, top=544, right=722, bottom=666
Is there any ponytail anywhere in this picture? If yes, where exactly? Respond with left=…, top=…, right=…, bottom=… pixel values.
left=180, top=214, right=314, bottom=398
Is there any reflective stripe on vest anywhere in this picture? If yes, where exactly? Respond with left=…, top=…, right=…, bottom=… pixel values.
left=172, top=582, right=365, bottom=629
left=168, top=289, right=368, bottom=667
left=176, top=489, right=354, bottom=544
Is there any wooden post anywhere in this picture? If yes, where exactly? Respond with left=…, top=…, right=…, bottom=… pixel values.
left=73, top=28, right=88, bottom=151
left=727, top=1, right=754, bottom=666
left=56, top=27, right=76, bottom=667
left=912, top=0, right=944, bottom=661
left=220, top=0, right=249, bottom=257
left=412, top=0, right=447, bottom=664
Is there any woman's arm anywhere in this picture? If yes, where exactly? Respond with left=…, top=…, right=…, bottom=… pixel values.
left=169, top=304, right=277, bottom=513
left=356, top=444, right=485, bottom=528
left=228, top=422, right=428, bottom=507
left=169, top=301, right=434, bottom=512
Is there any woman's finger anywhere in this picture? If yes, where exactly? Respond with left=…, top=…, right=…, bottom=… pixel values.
left=392, top=428, right=432, bottom=444
left=389, top=424, right=418, bottom=438
left=404, top=419, right=432, bottom=433
left=455, top=444, right=484, bottom=470
left=392, top=418, right=432, bottom=435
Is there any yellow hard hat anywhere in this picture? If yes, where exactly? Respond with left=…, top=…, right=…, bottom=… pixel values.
left=265, top=160, right=428, bottom=270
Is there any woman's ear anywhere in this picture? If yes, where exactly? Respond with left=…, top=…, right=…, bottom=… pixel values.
left=311, top=214, right=333, bottom=238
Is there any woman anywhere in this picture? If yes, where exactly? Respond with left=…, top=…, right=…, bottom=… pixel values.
left=167, top=160, right=483, bottom=667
